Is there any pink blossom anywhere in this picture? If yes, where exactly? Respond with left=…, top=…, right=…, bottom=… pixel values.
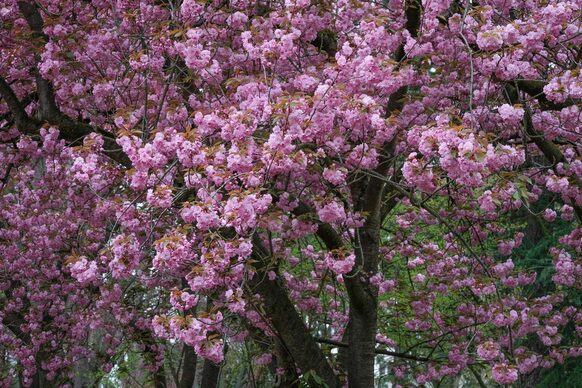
left=543, top=209, right=557, bottom=222
left=476, top=28, right=504, bottom=51
left=324, top=253, right=355, bottom=275
left=497, top=104, right=525, bottom=125
left=323, top=167, right=347, bottom=185
left=560, top=205, right=574, bottom=221
left=317, top=201, right=346, bottom=224
left=255, top=353, right=273, bottom=365
left=478, top=191, right=497, bottom=213
left=227, top=12, right=248, bottom=29
left=477, top=341, right=500, bottom=360
left=492, top=363, right=519, bottom=384
left=69, top=257, right=99, bottom=284
left=1, top=0, right=581, bottom=382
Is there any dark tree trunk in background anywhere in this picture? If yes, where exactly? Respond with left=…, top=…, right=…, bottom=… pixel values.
left=345, top=308, right=378, bottom=387
left=179, top=278, right=199, bottom=388
left=200, top=360, right=221, bottom=388
left=178, top=345, right=198, bottom=388
left=153, top=366, right=167, bottom=388
left=73, top=357, right=94, bottom=388
left=336, top=328, right=350, bottom=383
left=247, top=323, right=299, bottom=387
left=30, top=364, right=47, bottom=388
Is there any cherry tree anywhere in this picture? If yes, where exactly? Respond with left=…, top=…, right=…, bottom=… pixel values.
left=0, top=0, right=581, bottom=386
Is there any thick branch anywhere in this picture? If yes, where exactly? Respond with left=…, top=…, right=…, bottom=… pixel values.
left=506, top=82, right=582, bottom=222
left=394, top=0, right=422, bottom=62
left=12, top=1, right=130, bottom=167
left=17, top=1, right=46, bottom=37
left=249, top=234, right=340, bottom=388
left=57, top=117, right=131, bottom=167
left=0, top=77, right=38, bottom=133
left=362, top=0, right=421, bottom=222
left=17, top=1, right=60, bottom=121
left=200, top=360, right=221, bottom=388
left=177, top=346, right=197, bottom=388
left=293, top=201, right=343, bottom=250
left=177, top=278, right=199, bottom=388
left=523, top=108, right=582, bottom=221
left=523, top=109, right=566, bottom=165
left=516, top=79, right=580, bottom=111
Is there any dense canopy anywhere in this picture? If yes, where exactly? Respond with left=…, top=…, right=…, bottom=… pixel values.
left=0, top=0, right=581, bottom=386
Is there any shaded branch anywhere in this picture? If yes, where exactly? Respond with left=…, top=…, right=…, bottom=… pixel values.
left=366, top=0, right=421, bottom=214
left=248, top=234, right=340, bottom=388
left=314, top=337, right=429, bottom=362
left=516, top=79, right=580, bottom=111
left=0, top=2, right=131, bottom=167
left=200, top=359, right=221, bottom=388
left=0, top=76, right=38, bottom=133
left=468, top=365, right=488, bottom=388
left=311, top=29, right=338, bottom=57
left=523, top=107, right=582, bottom=221
left=17, top=1, right=60, bottom=120
left=506, top=82, right=582, bottom=222
left=523, top=108, right=566, bottom=165
left=293, top=201, right=343, bottom=250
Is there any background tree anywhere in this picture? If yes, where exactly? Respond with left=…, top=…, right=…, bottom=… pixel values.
left=0, top=0, right=581, bottom=387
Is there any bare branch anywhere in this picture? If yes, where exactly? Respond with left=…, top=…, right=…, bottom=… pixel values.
left=0, top=76, right=38, bottom=133
left=315, top=337, right=430, bottom=362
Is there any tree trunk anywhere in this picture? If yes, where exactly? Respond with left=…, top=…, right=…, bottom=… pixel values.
left=153, top=366, right=167, bottom=388
left=249, top=274, right=339, bottom=387
left=200, top=360, right=221, bottom=388
left=73, top=357, right=93, bottom=388
left=179, top=278, right=199, bottom=388
left=30, top=364, right=47, bottom=388
left=273, top=338, right=300, bottom=387
left=246, top=323, right=299, bottom=387
left=344, top=222, right=380, bottom=388
left=178, top=345, right=198, bottom=388
left=346, top=304, right=378, bottom=387
left=343, top=117, right=390, bottom=386
left=250, top=236, right=340, bottom=388
left=336, top=325, right=350, bottom=384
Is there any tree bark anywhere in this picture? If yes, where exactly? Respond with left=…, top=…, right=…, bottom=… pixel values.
left=340, top=2, right=420, bottom=384
left=336, top=328, right=350, bottom=383
left=179, top=278, right=199, bottom=388
left=7, top=1, right=131, bottom=167
left=72, top=357, right=93, bottom=388
left=30, top=358, right=47, bottom=388
left=249, top=236, right=340, bottom=388
left=273, top=338, right=300, bottom=387
left=344, top=217, right=381, bottom=388
left=507, top=87, right=582, bottom=222
left=246, top=322, right=299, bottom=387
left=200, top=360, right=221, bottom=388
left=153, top=368, right=167, bottom=388
left=178, top=345, right=198, bottom=388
